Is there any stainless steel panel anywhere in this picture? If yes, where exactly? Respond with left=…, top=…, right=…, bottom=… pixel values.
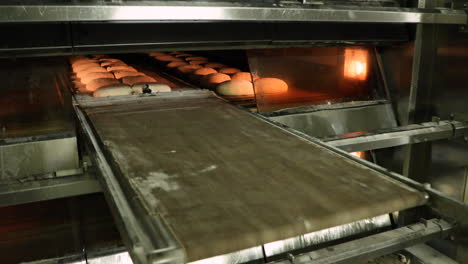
left=269, top=103, right=397, bottom=138
left=0, top=23, right=72, bottom=58
left=0, top=4, right=465, bottom=24
left=379, top=43, right=415, bottom=126
left=0, top=57, right=78, bottom=180
left=431, top=24, right=468, bottom=212
left=263, top=215, right=391, bottom=258
left=20, top=216, right=390, bottom=264
left=188, top=247, right=264, bottom=264
left=0, top=137, right=80, bottom=180
left=0, top=173, right=100, bottom=206
left=87, top=252, right=133, bottom=264
left=430, top=140, right=468, bottom=200
left=67, top=22, right=407, bottom=57
left=400, top=0, right=440, bottom=186
left=397, top=22, right=468, bottom=263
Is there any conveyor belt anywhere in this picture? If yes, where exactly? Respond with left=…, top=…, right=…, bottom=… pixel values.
left=80, top=91, right=427, bottom=262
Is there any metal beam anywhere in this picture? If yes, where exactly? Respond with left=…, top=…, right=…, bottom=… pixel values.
left=0, top=4, right=465, bottom=24
left=399, top=0, right=440, bottom=225
left=325, top=120, right=468, bottom=152
left=272, top=219, right=453, bottom=264
left=0, top=173, right=101, bottom=207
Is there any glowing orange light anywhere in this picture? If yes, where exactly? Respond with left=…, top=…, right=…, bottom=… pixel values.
left=344, top=48, right=368, bottom=81
left=350, top=151, right=365, bottom=159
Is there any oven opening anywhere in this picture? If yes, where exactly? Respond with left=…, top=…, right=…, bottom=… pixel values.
left=246, top=47, right=386, bottom=112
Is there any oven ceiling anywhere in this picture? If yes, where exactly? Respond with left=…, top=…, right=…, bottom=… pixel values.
left=1, top=0, right=465, bottom=56
left=0, top=21, right=408, bottom=57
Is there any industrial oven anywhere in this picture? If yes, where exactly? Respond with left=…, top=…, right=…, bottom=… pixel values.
left=0, top=1, right=467, bottom=264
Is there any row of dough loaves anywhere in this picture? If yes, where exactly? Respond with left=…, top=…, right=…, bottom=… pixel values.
left=69, top=55, right=171, bottom=97
left=148, top=51, right=288, bottom=96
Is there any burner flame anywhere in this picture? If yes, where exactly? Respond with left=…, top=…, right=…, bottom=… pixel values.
left=344, top=48, right=368, bottom=81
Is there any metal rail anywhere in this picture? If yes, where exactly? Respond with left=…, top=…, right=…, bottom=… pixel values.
left=74, top=105, right=185, bottom=264
left=325, top=120, right=468, bottom=152
left=0, top=172, right=100, bottom=207
left=272, top=219, right=453, bottom=264
left=0, top=4, right=465, bottom=24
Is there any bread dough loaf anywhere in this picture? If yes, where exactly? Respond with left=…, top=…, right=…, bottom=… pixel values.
left=122, top=75, right=157, bottom=86
left=231, top=72, right=253, bottom=82
left=191, top=67, right=217, bottom=82
left=177, top=65, right=203, bottom=74
left=192, top=67, right=217, bottom=77
left=167, top=61, right=189, bottom=69
left=201, top=73, right=231, bottom=89
left=86, top=78, right=120, bottom=92
left=219, top=67, right=241, bottom=75
left=113, top=71, right=145, bottom=79
left=72, top=59, right=99, bottom=67
left=76, top=67, right=108, bottom=78
left=132, top=83, right=171, bottom=94
left=93, top=85, right=132, bottom=97
left=107, top=66, right=137, bottom=72
left=101, top=61, right=127, bottom=68
left=100, top=58, right=123, bottom=63
left=216, top=80, right=254, bottom=96
left=174, top=53, right=193, bottom=58
left=204, top=62, right=226, bottom=69
left=254, top=78, right=288, bottom=94
left=81, top=72, right=115, bottom=84
left=73, top=63, right=101, bottom=72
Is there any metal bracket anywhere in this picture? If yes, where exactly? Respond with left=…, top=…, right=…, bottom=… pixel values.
left=324, top=119, right=468, bottom=152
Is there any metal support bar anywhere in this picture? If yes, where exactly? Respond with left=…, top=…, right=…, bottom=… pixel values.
left=325, top=120, right=468, bottom=152
left=272, top=219, right=453, bottom=264
left=0, top=173, right=101, bottom=207
left=400, top=0, right=440, bottom=224
left=0, top=4, right=465, bottom=24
